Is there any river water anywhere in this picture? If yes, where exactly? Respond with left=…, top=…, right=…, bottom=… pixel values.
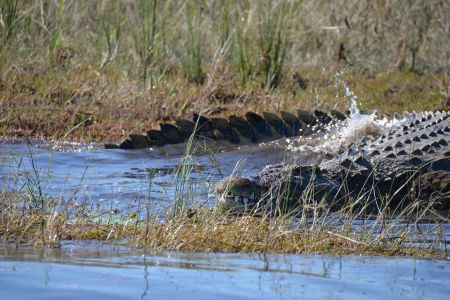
left=0, top=106, right=417, bottom=214
left=0, top=139, right=287, bottom=215
left=0, top=243, right=449, bottom=300
left=1, top=109, right=449, bottom=299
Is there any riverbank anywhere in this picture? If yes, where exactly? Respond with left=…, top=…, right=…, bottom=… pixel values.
left=1, top=1, right=449, bottom=143
left=1, top=69, right=447, bottom=144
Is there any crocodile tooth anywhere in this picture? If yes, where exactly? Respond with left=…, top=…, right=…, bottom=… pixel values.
left=384, top=146, right=393, bottom=152
left=437, top=129, right=445, bottom=135
left=429, top=131, right=437, bottom=137
left=397, top=150, right=407, bottom=156
left=412, top=149, right=423, bottom=156
left=386, top=153, right=396, bottom=158
left=420, top=133, right=428, bottom=139
left=428, top=149, right=436, bottom=154
left=404, top=139, right=412, bottom=144
left=413, top=136, right=421, bottom=142
left=394, top=142, right=403, bottom=148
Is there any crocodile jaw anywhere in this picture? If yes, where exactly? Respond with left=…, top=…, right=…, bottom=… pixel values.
left=215, top=176, right=263, bottom=212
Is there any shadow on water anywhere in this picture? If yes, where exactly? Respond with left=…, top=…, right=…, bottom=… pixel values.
left=0, top=243, right=449, bottom=300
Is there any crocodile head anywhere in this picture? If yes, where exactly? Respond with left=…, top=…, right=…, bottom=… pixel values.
left=215, top=176, right=264, bottom=212
left=215, top=165, right=355, bottom=215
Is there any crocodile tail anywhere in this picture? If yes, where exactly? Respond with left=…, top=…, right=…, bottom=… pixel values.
left=108, top=108, right=347, bottom=149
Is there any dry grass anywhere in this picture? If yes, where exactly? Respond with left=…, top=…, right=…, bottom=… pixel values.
left=0, top=69, right=446, bottom=143
left=0, top=190, right=446, bottom=257
left=0, top=0, right=449, bottom=143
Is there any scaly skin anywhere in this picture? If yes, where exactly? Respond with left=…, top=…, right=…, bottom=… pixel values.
left=104, top=109, right=346, bottom=149
left=216, top=111, right=450, bottom=214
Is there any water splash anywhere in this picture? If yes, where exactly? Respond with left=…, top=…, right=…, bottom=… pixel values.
left=286, top=75, right=419, bottom=157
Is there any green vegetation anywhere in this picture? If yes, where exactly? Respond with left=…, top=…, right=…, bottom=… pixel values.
left=0, top=0, right=448, bottom=143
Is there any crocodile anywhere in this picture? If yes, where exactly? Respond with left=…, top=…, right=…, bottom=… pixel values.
left=104, top=109, right=348, bottom=150
left=215, top=111, right=450, bottom=214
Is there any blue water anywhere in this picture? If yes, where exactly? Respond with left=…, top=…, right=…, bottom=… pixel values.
left=0, top=244, right=449, bottom=300
left=1, top=139, right=449, bottom=299
left=0, top=140, right=284, bottom=213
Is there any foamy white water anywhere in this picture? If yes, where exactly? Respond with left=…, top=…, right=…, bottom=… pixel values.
left=286, top=100, right=421, bottom=156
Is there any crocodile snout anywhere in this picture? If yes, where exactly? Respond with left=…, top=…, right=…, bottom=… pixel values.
left=215, top=176, right=263, bottom=212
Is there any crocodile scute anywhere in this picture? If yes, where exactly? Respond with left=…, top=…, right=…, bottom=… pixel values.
left=216, top=111, right=450, bottom=215
left=104, top=109, right=344, bottom=149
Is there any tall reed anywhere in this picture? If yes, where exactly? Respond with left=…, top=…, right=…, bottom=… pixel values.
left=257, top=1, right=289, bottom=89
left=135, top=0, right=158, bottom=86
left=184, top=3, right=205, bottom=85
